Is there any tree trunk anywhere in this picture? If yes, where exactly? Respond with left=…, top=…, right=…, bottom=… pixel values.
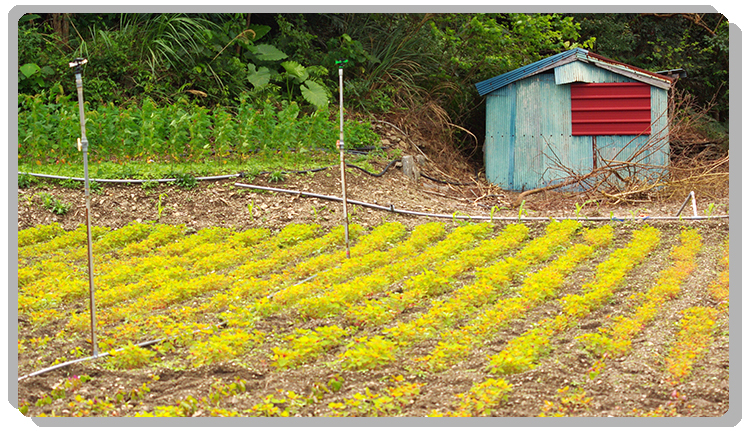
left=52, top=13, right=70, bottom=45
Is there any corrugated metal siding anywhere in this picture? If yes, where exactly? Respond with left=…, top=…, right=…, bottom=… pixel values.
left=554, top=61, right=595, bottom=85
left=484, top=83, right=515, bottom=188
left=484, top=63, right=670, bottom=191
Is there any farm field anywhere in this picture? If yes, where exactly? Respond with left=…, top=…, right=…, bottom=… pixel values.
left=16, top=217, right=730, bottom=418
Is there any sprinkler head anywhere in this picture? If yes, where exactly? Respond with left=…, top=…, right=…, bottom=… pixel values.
left=68, top=58, right=88, bottom=73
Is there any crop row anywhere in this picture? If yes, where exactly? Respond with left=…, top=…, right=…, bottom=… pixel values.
left=426, top=225, right=663, bottom=416
left=18, top=94, right=379, bottom=165
left=17, top=220, right=729, bottom=418
left=417, top=224, right=615, bottom=372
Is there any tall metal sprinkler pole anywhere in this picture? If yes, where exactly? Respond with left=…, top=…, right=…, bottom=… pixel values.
left=336, top=59, right=351, bottom=258
left=69, top=58, right=98, bottom=356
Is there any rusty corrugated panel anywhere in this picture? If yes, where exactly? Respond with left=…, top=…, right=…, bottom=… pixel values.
left=585, top=52, right=674, bottom=90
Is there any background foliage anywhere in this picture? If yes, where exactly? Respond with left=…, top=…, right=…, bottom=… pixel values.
left=17, top=12, right=729, bottom=167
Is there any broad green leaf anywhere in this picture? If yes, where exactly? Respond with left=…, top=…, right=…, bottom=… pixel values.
left=247, top=24, right=271, bottom=41
left=247, top=64, right=271, bottom=88
left=301, top=80, right=329, bottom=109
left=250, top=44, right=288, bottom=61
left=20, top=63, right=41, bottom=79
left=281, top=61, right=308, bottom=82
left=19, top=14, right=40, bottom=24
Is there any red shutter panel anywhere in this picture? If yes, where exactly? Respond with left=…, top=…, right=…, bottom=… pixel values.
left=571, top=83, right=652, bottom=136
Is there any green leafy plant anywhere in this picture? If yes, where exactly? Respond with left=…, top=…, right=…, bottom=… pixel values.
left=18, top=173, right=37, bottom=188
left=268, top=171, right=286, bottom=183
left=518, top=200, right=528, bottom=221
left=141, top=180, right=159, bottom=190
left=704, top=202, right=718, bottom=218
left=173, top=172, right=197, bottom=189
left=156, top=193, right=168, bottom=220
left=38, top=192, right=71, bottom=215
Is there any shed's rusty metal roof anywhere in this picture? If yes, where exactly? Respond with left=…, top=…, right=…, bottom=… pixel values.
left=475, top=48, right=674, bottom=96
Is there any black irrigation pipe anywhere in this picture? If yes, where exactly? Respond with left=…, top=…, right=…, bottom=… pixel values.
left=234, top=183, right=730, bottom=222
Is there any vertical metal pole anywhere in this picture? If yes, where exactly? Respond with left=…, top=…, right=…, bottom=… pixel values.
left=338, top=62, right=350, bottom=258
left=70, top=58, right=98, bottom=356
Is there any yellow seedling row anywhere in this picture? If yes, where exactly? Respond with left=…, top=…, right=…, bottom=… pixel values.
left=295, top=222, right=493, bottom=319
left=224, top=222, right=412, bottom=314
left=663, top=306, right=720, bottom=384
left=79, top=222, right=404, bottom=354
left=336, top=221, right=581, bottom=373
left=191, top=223, right=321, bottom=275
left=17, top=222, right=66, bottom=248
left=427, top=378, right=513, bottom=417
left=228, top=224, right=357, bottom=280
left=129, top=222, right=394, bottom=349
left=264, top=222, right=442, bottom=311
left=108, top=223, right=416, bottom=362
left=262, top=223, right=492, bottom=371
left=88, top=224, right=354, bottom=344
left=383, top=220, right=582, bottom=346
left=18, top=224, right=110, bottom=262
left=485, top=224, right=661, bottom=376
left=707, top=241, right=729, bottom=312
left=421, top=224, right=614, bottom=371
left=577, top=228, right=703, bottom=358
left=327, top=375, right=423, bottom=417
left=344, top=223, right=530, bottom=327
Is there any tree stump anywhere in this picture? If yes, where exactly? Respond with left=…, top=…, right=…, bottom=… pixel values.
left=401, top=155, right=420, bottom=182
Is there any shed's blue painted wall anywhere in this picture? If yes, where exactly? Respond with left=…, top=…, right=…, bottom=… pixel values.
left=484, top=62, right=670, bottom=191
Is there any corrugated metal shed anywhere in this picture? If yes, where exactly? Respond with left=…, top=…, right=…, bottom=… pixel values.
left=477, top=49, right=673, bottom=191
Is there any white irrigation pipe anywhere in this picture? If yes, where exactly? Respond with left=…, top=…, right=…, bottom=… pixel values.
left=17, top=337, right=161, bottom=382
left=234, top=183, right=729, bottom=222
